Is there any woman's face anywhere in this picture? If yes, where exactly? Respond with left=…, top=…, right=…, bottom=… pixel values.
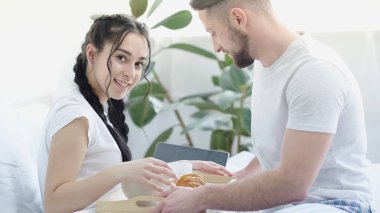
left=86, top=32, right=148, bottom=103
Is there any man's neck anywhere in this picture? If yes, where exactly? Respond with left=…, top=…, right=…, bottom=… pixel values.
left=249, top=16, right=299, bottom=67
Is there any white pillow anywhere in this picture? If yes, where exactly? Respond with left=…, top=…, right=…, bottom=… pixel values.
left=366, top=163, right=380, bottom=211
left=15, top=102, right=50, bottom=162
left=0, top=105, right=44, bottom=212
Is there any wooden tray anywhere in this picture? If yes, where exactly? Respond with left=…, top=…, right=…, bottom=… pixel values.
left=193, top=170, right=235, bottom=184
left=96, top=170, right=235, bottom=213
left=96, top=196, right=162, bottom=213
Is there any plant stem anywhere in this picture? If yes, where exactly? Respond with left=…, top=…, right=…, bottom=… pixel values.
left=228, top=104, right=234, bottom=154
left=152, top=70, right=194, bottom=147
left=237, top=96, right=244, bottom=153
left=237, top=86, right=248, bottom=153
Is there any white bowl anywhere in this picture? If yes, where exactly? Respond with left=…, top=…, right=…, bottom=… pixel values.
left=121, top=181, right=156, bottom=199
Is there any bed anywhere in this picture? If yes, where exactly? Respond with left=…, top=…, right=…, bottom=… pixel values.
left=0, top=103, right=379, bottom=212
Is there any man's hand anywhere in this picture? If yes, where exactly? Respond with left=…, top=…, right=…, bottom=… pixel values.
left=152, top=186, right=204, bottom=213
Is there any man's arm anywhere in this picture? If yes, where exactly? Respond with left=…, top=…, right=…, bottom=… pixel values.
left=233, top=156, right=262, bottom=180
left=200, top=129, right=333, bottom=211
left=154, top=129, right=333, bottom=212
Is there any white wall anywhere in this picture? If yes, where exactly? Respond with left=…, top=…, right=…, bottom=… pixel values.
left=1, top=0, right=379, bottom=162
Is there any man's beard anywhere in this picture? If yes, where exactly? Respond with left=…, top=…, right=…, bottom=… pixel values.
left=230, top=28, right=254, bottom=68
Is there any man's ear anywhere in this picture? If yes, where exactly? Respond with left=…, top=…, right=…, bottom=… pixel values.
left=230, top=8, right=248, bottom=30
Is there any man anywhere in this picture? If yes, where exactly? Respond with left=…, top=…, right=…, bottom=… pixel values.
left=153, top=0, right=372, bottom=212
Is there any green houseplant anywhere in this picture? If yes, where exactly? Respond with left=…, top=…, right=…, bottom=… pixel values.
left=123, top=0, right=253, bottom=156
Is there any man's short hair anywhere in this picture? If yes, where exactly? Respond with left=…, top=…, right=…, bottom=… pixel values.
left=190, top=0, right=271, bottom=14
left=190, top=0, right=225, bottom=10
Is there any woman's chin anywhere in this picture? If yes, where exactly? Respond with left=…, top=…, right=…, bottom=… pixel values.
left=109, top=93, right=127, bottom=101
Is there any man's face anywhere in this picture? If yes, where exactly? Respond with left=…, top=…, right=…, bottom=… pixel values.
left=198, top=10, right=254, bottom=68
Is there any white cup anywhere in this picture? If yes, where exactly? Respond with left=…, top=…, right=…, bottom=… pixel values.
left=168, top=161, right=192, bottom=178
left=122, top=161, right=192, bottom=199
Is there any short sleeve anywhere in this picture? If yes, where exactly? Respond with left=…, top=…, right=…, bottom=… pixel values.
left=285, top=60, right=351, bottom=133
left=46, top=97, right=95, bottom=148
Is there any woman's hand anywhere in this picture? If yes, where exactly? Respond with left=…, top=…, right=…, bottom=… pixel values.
left=121, top=157, right=177, bottom=192
left=189, top=160, right=233, bottom=177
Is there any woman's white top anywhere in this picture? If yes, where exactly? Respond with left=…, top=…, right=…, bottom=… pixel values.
left=37, top=89, right=122, bottom=211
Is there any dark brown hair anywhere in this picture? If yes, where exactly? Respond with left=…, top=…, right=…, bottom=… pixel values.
left=73, top=14, right=151, bottom=161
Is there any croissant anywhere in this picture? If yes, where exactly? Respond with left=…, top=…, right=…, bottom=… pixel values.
left=176, top=173, right=205, bottom=188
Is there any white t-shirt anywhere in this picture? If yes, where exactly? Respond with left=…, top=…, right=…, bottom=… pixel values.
left=37, top=89, right=122, bottom=211
left=251, top=34, right=372, bottom=205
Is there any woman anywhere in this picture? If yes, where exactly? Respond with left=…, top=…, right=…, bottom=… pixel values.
left=37, top=14, right=231, bottom=213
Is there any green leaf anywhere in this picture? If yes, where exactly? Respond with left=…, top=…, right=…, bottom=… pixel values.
left=152, top=10, right=192, bottom=30
left=220, top=66, right=252, bottom=92
left=148, top=96, right=164, bottom=113
left=144, top=127, right=174, bottom=157
left=179, top=91, right=219, bottom=101
left=212, top=76, right=220, bottom=86
left=127, top=81, right=167, bottom=127
left=128, top=96, right=157, bottom=127
left=210, top=130, right=234, bottom=153
left=218, top=60, right=227, bottom=70
left=129, top=82, right=166, bottom=101
left=239, top=143, right=252, bottom=152
left=167, top=43, right=218, bottom=60
left=159, top=102, right=184, bottom=113
left=147, top=0, right=163, bottom=17
left=182, top=98, right=222, bottom=111
left=231, top=107, right=251, bottom=137
left=129, top=0, right=148, bottom=18
left=220, top=71, right=239, bottom=92
left=218, top=54, right=234, bottom=69
left=229, top=66, right=251, bottom=89
left=242, top=107, right=251, bottom=135
left=182, top=110, right=234, bottom=133
left=211, top=90, right=241, bottom=111
left=224, top=54, right=234, bottom=67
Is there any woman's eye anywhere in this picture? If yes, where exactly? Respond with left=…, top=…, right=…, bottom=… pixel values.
left=135, top=62, right=144, bottom=70
left=117, top=55, right=127, bottom=62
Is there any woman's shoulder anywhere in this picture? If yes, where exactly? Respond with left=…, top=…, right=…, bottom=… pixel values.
left=44, top=88, right=99, bottom=133
left=52, top=89, right=89, bottom=109
left=46, top=89, right=95, bottom=121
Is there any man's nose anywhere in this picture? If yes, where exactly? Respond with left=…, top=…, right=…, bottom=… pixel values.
left=212, top=39, right=222, bottom=53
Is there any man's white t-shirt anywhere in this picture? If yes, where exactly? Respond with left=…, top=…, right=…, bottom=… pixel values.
left=251, top=34, right=372, bottom=205
left=37, top=89, right=122, bottom=211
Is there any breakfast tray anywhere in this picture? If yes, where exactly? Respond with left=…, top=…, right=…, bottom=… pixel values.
left=96, top=170, right=235, bottom=213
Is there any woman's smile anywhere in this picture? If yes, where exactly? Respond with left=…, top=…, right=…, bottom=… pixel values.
left=114, top=78, right=130, bottom=89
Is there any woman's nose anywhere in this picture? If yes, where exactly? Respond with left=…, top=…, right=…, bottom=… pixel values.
left=123, top=65, right=136, bottom=80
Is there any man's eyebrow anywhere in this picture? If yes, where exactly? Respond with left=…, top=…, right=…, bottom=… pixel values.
left=117, top=48, right=146, bottom=60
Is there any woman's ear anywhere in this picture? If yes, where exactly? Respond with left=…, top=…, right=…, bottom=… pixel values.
left=230, top=8, right=248, bottom=30
left=85, top=44, right=97, bottom=70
